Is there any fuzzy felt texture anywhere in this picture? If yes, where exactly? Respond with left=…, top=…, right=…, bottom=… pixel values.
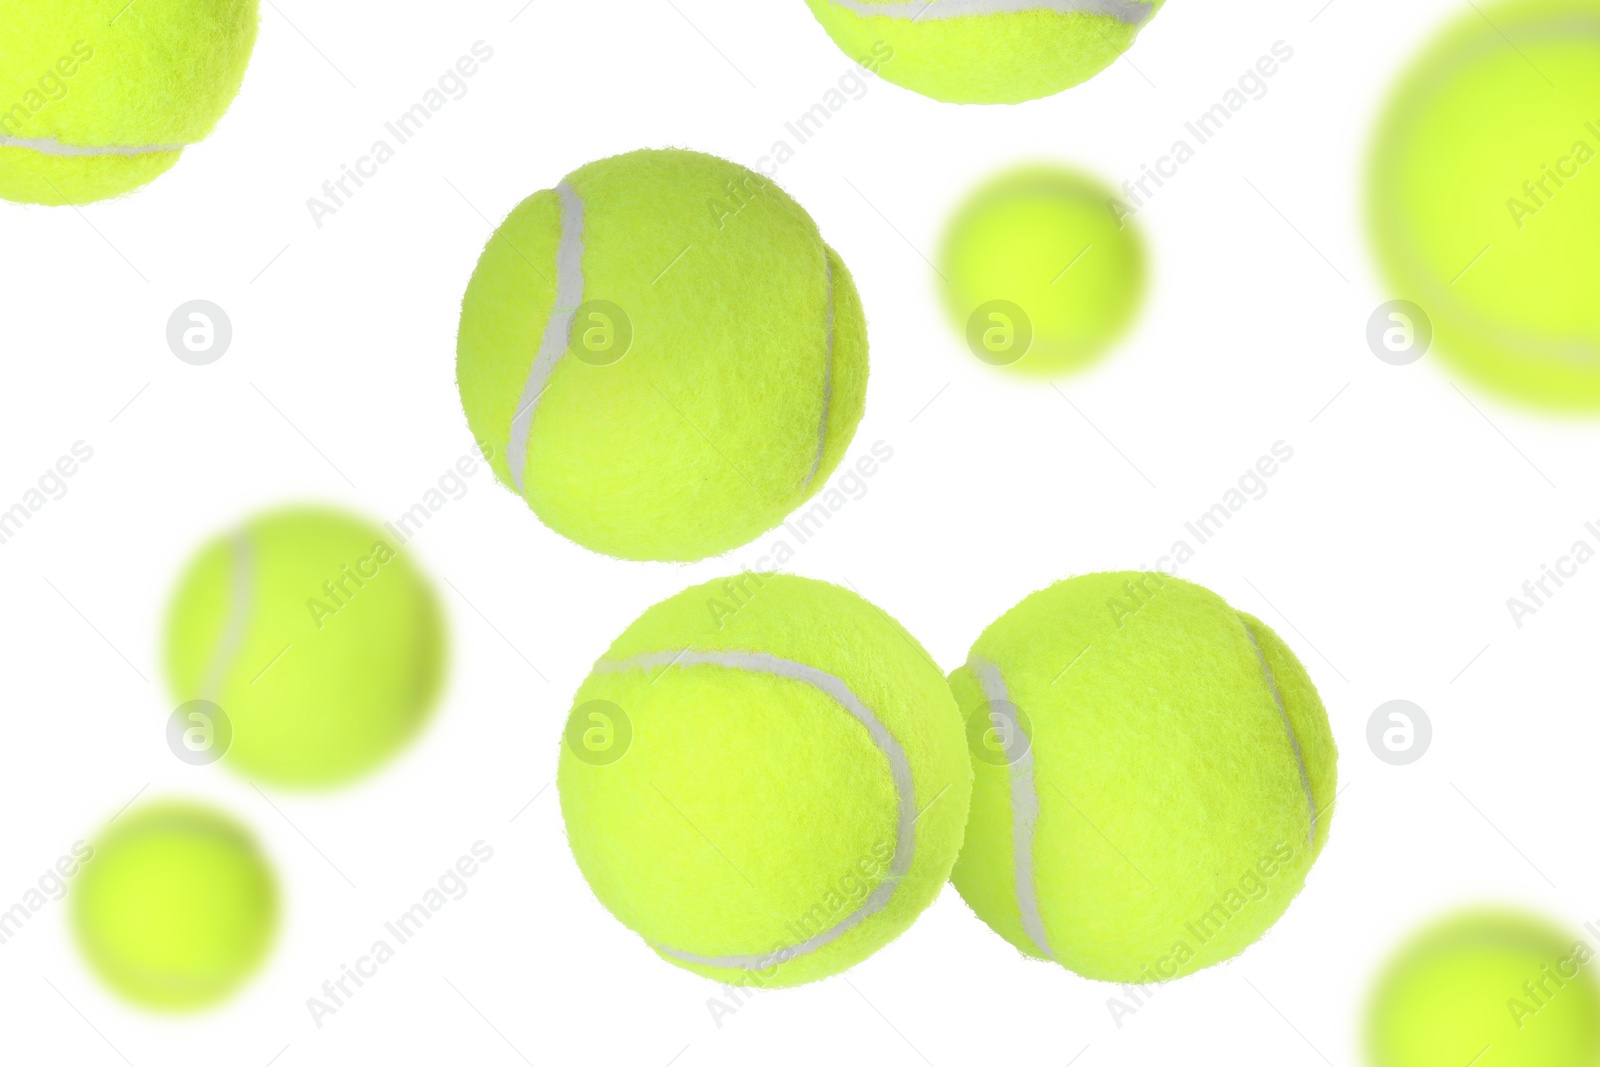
left=949, top=572, right=1336, bottom=983
left=1367, top=910, right=1600, bottom=1067
left=457, top=148, right=869, bottom=563
left=806, top=0, right=1165, bottom=105
left=164, top=506, right=446, bottom=788
left=0, top=0, right=258, bottom=205
left=1367, top=0, right=1600, bottom=411
left=71, top=801, right=277, bottom=1010
left=940, top=165, right=1146, bottom=376
left=557, top=574, right=970, bottom=987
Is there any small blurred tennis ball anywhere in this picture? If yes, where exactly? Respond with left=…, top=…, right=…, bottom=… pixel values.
left=1367, top=909, right=1600, bottom=1067
left=72, top=801, right=277, bottom=1011
left=940, top=165, right=1146, bottom=377
left=1368, top=0, right=1600, bottom=410
left=164, top=505, right=446, bottom=787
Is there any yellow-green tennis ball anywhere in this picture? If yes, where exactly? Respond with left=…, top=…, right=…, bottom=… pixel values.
left=949, top=572, right=1337, bottom=983
left=72, top=801, right=277, bottom=1010
left=1368, top=0, right=1600, bottom=411
left=1367, top=909, right=1600, bottom=1067
left=457, top=148, right=868, bottom=563
left=557, top=574, right=970, bottom=987
left=804, top=0, right=1166, bottom=105
left=940, top=165, right=1146, bottom=377
left=164, top=506, right=446, bottom=788
left=0, top=0, right=259, bottom=206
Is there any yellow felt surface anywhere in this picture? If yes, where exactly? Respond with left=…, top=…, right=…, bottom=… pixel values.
left=805, top=0, right=1166, bottom=105
left=0, top=0, right=258, bottom=204
left=558, top=574, right=970, bottom=987
left=456, top=148, right=869, bottom=563
left=950, top=572, right=1336, bottom=983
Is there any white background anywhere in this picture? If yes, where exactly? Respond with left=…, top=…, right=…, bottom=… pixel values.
left=1, top=0, right=1596, bottom=1064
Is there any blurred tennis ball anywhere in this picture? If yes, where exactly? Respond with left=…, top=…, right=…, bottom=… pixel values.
left=940, top=165, right=1147, bottom=377
left=72, top=801, right=277, bottom=1010
left=1367, top=909, right=1600, bottom=1067
left=1368, top=0, right=1600, bottom=410
left=164, top=505, right=446, bottom=787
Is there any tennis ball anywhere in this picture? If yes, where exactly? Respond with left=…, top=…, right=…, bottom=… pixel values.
left=940, top=165, right=1146, bottom=377
left=1367, top=909, right=1600, bottom=1067
left=949, top=572, right=1337, bottom=983
left=558, top=573, right=970, bottom=986
left=457, top=148, right=868, bottom=563
left=1368, top=0, right=1600, bottom=410
left=72, top=801, right=277, bottom=1010
left=164, top=505, right=446, bottom=787
left=0, top=0, right=259, bottom=206
left=804, top=0, right=1165, bottom=105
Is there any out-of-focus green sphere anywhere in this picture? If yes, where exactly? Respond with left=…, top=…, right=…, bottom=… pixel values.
left=164, top=505, right=446, bottom=787
left=939, top=165, right=1147, bottom=378
left=1367, top=0, right=1600, bottom=411
left=72, top=801, right=278, bottom=1010
left=1367, top=909, right=1600, bottom=1067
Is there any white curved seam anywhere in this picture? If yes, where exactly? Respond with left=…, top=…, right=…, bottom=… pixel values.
left=507, top=180, right=584, bottom=493
left=968, top=655, right=1053, bottom=961
left=824, top=0, right=1156, bottom=25
left=595, top=648, right=916, bottom=971
left=0, top=135, right=188, bottom=158
left=1241, top=622, right=1317, bottom=850
left=802, top=255, right=835, bottom=492
left=199, top=530, right=254, bottom=702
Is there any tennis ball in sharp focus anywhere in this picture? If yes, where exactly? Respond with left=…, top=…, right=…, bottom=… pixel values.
left=940, top=165, right=1146, bottom=377
left=558, top=574, right=970, bottom=986
left=949, top=572, right=1337, bottom=983
left=804, top=0, right=1166, bottom=104
left=72, top=801, right=277, bottom=1010
left=1367, top=909, right=1600, bottom=1067
left=164, top=506, right=446, bottom=787
left=1368, top=0, right=1600, bottom=410
left=457, top=148, right=868, bottom=563
left=0, top=0, right=259, bottom=206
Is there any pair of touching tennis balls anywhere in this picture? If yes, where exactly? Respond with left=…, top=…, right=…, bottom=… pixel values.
left=558, top=571, right=1336, bottom=986
left=456, top=148, right=1147, bottom=564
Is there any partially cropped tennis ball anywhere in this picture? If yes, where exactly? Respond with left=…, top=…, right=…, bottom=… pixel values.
left=457, top=147, right=868, bottom=563
left=949, top=572, right=1337, bottom=983
left=558, top=574, right=970, bottom=986
left=1368, top=909, right=1600, bottom=1067
left=164, top=506, right=446, bottom=787
left=1368, top=0, right=1600, bottom=410
left=0, top=0, right=259, bottom=206
left=73, top=801, right=277, bottom=1010
left=804, top=0, right=1165, bottom=104
left=940, top=165, right=1146, bottom=377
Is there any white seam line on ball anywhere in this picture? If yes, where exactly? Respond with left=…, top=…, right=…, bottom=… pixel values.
left=595, top=648, right=917, bottom=971
left=968, top=655, right=1054, bottom=962
left=507, top=179, right=585, bottom=494
left=803, top=254, right=836, bottom=492
left=1241, top=621, right=1317, bottom=850
left=824, top=0, right=1157, bottom=25
left=200, top=530, right=254, bottom=703
left=0, top=135, right=189, bottom=157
